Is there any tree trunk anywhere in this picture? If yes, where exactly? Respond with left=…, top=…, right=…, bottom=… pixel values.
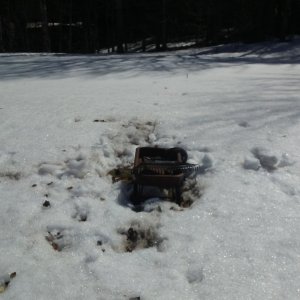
left=8, top=21, right=15, bottom=51
left=58, top=3, right=63, bottom=53
left=278, top=0, right=292, bottom=40
left=161, top=0, right=167, bottom=50
left=115, top=0, right=124, bottom=53
left=22, top=1, right=29, bottom=52
left=0, top=18, right=3, bottom=52
left=40, top=0, right=51, bottom=52
left=68, top=0, right=73, bottom=52
left=93, top=1, right=99, bottom=52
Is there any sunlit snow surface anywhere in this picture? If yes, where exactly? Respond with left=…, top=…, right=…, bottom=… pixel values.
left=1, top=39, right=300, bottom=299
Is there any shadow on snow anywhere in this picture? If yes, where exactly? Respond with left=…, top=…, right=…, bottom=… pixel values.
left=0, top=39, right=300, bottom=80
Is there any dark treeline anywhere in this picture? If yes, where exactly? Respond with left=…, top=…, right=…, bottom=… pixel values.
left=0, top=0, right=299, bottom=53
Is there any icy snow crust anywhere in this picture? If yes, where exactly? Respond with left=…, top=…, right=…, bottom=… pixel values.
left=1, top=40, right=300, bottom=299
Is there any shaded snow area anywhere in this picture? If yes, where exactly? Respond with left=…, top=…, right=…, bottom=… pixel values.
left=1, top=39, right=300, bottom=299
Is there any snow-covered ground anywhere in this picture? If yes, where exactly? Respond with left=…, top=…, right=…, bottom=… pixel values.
left=1, top=39, right=300, bottom=299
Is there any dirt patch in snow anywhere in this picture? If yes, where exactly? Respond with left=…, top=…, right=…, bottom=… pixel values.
left=0, top=272, right=17, bottom=294
left=117, top=221, right=165, bottom=252
left=181, top=178, right=205, bottom=208
left=45, top=227, right=73, bottom=251
left=0, top=171, right=22, bottom=180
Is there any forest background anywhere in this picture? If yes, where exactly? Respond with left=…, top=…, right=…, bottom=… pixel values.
left=1, top=0, right=300, bottom=53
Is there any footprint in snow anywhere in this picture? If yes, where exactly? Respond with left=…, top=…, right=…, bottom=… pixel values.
left=238, top=121, right=250, bottom=128
left=38, top=154, right=88, bottom=179
left=186, top=267, right=204, bottom=284
left=71, top=203, right=89, bottom=222
left=243, top=147, right=294, bottom=171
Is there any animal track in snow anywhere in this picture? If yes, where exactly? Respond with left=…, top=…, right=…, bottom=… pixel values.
left=0, top=170, right=21, bottom=180
left=38, top=154, right=88, bottom=179
left=91, top=118, right=158, bottom=178
left=121, top=119, right=157, bottom=145
left=71, top=204, right=89, bottom=222
left=186, top=266, right=204, bottom=284
left=238, top=121, right=250, bottom=128
left=270, top=175, right=299, bottom=196
left=243, top=147, right=295, bottom=171
left=251, top=147, right=279, bottom=171
left=45, top=227, right=73, bottom=251
left=0, top=151, right=22, bottom=180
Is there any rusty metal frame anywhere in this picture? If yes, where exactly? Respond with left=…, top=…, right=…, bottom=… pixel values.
left=132, top=147, right=187, bottom=204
